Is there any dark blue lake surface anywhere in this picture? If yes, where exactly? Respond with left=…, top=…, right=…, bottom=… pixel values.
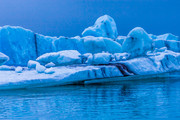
left=0, top=77, right=180, bottom=119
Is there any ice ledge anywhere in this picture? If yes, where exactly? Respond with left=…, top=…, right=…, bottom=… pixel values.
left=0, top=65, right=123, bottom=90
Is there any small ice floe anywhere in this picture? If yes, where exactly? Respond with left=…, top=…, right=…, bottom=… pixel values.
left=15, top=66, right=23, bottom=73
left=45, top=62, right=55, bottom=68
left=45, top=68, right=55, bottom=74
left=27, top=60, right=40, bottom=69
left=36, top=64, right=46, bottom=73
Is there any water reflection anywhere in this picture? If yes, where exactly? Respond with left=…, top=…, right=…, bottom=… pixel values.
left=0, top=77, right=180, bottom=119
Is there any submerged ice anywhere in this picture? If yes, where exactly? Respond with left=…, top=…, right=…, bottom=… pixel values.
left=0, top=15, right=180, bottom=89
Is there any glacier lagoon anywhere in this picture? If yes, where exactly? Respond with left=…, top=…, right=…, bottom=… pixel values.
left=0, top=74, right=180, bottom=119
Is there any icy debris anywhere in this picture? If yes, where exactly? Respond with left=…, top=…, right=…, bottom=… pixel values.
left=0, top=52, right=9, bottom=65
left=27, top=60, right=40, bottom=69
left=15, top=66, right=23, bottom=73
left=45, top=68, right=55, bottom=74
left=36, top=64, right=46, bottom=73
left=82, top=15, right=118, bottom=39
left=114, top=53, right=130, bottom=61
left=0, top=65, right=15, bottom=71
left=45, top=62, right=55, bottom=68
left=36, top=50, right=82, bottom=66
left=156, top=33, right=178, bottom=41
left=122, top=27, right=152, bottom=58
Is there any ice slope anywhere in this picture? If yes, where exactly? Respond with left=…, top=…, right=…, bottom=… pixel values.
left=82, top=15, right=118, bottom=39
left=0, top=65, right=123, bottom=90
left=0, top=26, right=37, bottom=65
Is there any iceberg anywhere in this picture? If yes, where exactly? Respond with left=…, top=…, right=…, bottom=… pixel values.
left=82, top=15, right=118, bottom=39
left=0, top=15, right=179, bottom=89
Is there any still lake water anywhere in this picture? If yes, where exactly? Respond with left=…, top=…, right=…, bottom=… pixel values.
left=0, top=77, right=180, bottom=119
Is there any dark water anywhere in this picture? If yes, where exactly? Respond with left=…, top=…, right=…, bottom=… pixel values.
left=0, top=77, right=180, bottom=119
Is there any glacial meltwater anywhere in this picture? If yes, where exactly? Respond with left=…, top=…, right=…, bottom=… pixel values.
left=0, top=76, right=180, bottom=119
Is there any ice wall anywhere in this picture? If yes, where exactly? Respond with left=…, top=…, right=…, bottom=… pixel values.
left=0, top=15, right=179, bottom=65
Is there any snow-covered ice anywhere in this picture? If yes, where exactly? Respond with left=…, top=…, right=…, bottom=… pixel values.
left=36, top=50, right=82, bottom=66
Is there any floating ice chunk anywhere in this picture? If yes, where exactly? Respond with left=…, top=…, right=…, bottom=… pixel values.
left=15, top=66, right=23, bottom=73
left=0, top=65, right=15, bottom=71
left=45, top=62, right=55, bottom=68
left=157, top=33, right=178, bottom=41
left=114, top=53, right=130, bottom=61
left=122, top=27, right=152, bottom=58
left=82, top=15, right=118, bottom=39
left=0, top=26, right=37, bottom=65
left=0, top=52, right=9, bottom=65
left=92, top=53, right=112, bottom=65
left=45, top=68, right=55, bottom=74
left=36, top=64, right=46, bottom=73
left=27, top=60, right=40, bottom=69
left=37, top=50, right=82, bottom=66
